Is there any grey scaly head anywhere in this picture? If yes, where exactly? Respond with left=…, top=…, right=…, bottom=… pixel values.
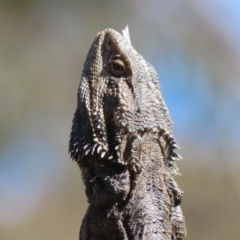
left=69, top=27, right=186, bottom=240
left=69, top=27, right=179, bottom=169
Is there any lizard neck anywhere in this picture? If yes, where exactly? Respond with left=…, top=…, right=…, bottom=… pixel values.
left=122, top=131, right=173, bottom=239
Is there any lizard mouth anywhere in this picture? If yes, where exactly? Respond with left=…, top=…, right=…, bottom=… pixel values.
left=102, top=72, right=136, bottom=166
left=102, top=78, right=125, bottom=163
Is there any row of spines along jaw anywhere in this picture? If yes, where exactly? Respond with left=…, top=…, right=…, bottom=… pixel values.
left=124, top=127, right=183, bottom=174
left=158, top=130, right=183, bottom=175
left=70, top=124, right=182, bottom=175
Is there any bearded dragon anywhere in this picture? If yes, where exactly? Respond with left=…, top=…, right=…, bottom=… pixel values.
left=69, top=26, right=186, bottom=240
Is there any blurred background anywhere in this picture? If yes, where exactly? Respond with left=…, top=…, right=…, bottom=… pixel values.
left=0, top=0, right=240, bottom=239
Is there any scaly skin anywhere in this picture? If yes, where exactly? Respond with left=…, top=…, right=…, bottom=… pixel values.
left=69, top=28, right=186, bottom=240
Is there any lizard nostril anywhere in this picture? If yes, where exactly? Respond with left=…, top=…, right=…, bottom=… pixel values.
left=106, top=39, right=112, bottom=50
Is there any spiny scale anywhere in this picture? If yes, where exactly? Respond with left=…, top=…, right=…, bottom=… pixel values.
left=69, top=27, right=186, bottom=240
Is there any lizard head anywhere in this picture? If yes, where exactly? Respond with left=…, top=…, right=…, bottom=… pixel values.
left=69, top=28, right=172, bottom=165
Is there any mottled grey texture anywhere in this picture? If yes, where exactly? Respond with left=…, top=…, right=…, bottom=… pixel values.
left=69, top=28, right=186, bottom=240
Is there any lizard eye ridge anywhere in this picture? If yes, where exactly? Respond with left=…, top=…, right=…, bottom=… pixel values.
left=109, top=59, right=126, bottom=77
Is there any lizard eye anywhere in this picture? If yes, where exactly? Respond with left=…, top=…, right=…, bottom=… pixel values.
left=109, top=59, right=126, bottom=77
